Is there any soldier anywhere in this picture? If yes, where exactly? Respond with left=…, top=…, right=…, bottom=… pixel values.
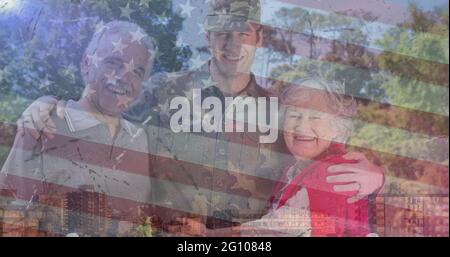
left=15, top=0, right=384, bottom=236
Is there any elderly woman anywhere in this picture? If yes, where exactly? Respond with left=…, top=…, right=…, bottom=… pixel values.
left=242, top=76, right=375, bottom=237
left=172, top=76, right=376, bottom=237
left=259, top=77, right=371, bottom=236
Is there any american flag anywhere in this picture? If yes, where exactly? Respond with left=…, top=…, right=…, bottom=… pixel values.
left=0, top=0, right=448, bottom=237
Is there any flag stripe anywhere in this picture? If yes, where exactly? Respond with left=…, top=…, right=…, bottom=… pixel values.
left=256, top=76, right=449, bottom=137
left=1, top=124, right=448, bottom=201
left=276, top=0, right=412, bottom=28
left=1, top=175, right=447, bottom=237
left=268, top=0, right=449, bottom=64
left=251, top=49, right=449, bottom=116
left=258, top=22, right=449, bottom=86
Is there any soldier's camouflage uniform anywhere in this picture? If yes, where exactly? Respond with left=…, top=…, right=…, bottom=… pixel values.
left=124, top=0, right=288, bottom=231
left=124, top=61, right=286, bottom=229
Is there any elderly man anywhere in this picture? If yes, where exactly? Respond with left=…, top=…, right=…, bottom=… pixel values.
left=15, top=0, right=384, bottom=236
left=1, top=21, right=154, bottom=236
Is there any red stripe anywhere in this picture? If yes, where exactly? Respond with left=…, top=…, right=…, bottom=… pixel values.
left=0, top=220, right=55, bottom=237
left=276, top=0, right=447, bottom=37
left=259, top=23, right=449, bottom=86
left=3, top=125, right=278, bottom=202
left=257, top=76, right=449, bottom=137
left=0, top=174, right=237, bottom=233
left=1, top=175, right=447, bottom=237
left=375, top=196, right=449, bottom=236
left=1, top=124, right=448, bottom=197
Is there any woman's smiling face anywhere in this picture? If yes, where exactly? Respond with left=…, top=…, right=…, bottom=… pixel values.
left=282, top=89, right=338, bottom=161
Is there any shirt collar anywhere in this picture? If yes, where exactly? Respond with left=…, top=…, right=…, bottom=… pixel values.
left=197, top=61, right=267, bottom=98
left=64, top=100, right=136, bottom=137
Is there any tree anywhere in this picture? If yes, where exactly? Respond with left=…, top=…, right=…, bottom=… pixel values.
left=0, top=0, right=191, bottom=116
left=266, top=6, right=381, bottom=99
left=351, top=4, right=449, bottom=195
left=0, top=0, right=194, bottom=162
left=267, top=4, right=449, bottom=195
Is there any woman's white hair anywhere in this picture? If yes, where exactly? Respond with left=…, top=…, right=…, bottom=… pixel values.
left=279, top=76, right=357, bottom=143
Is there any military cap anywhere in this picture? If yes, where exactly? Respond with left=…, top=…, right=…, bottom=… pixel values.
left=204, top=0, right=261, bottom=32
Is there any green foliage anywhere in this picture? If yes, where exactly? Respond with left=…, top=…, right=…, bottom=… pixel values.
left=0, top=94, right=30, bottom=123
left=268, top=4, right=449, bottom=195
left=136, top=216, right=153, bottom=237
left=353, top=4, right=449, bottom=194
left=0, top=0, right=191, bottom=102
left=267, top=6, right=382, bottom=99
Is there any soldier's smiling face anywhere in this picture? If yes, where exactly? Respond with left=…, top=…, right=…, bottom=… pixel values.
left=206, top=22, right=262, bottom=78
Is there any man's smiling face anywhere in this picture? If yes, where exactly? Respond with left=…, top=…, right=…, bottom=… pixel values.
left=206, top=22, right=262, bottom=78
left=82, top=31, right=151, bottom=117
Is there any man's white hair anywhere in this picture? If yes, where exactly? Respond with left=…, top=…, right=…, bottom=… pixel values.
left=83, top=20, right=155, bottom=78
